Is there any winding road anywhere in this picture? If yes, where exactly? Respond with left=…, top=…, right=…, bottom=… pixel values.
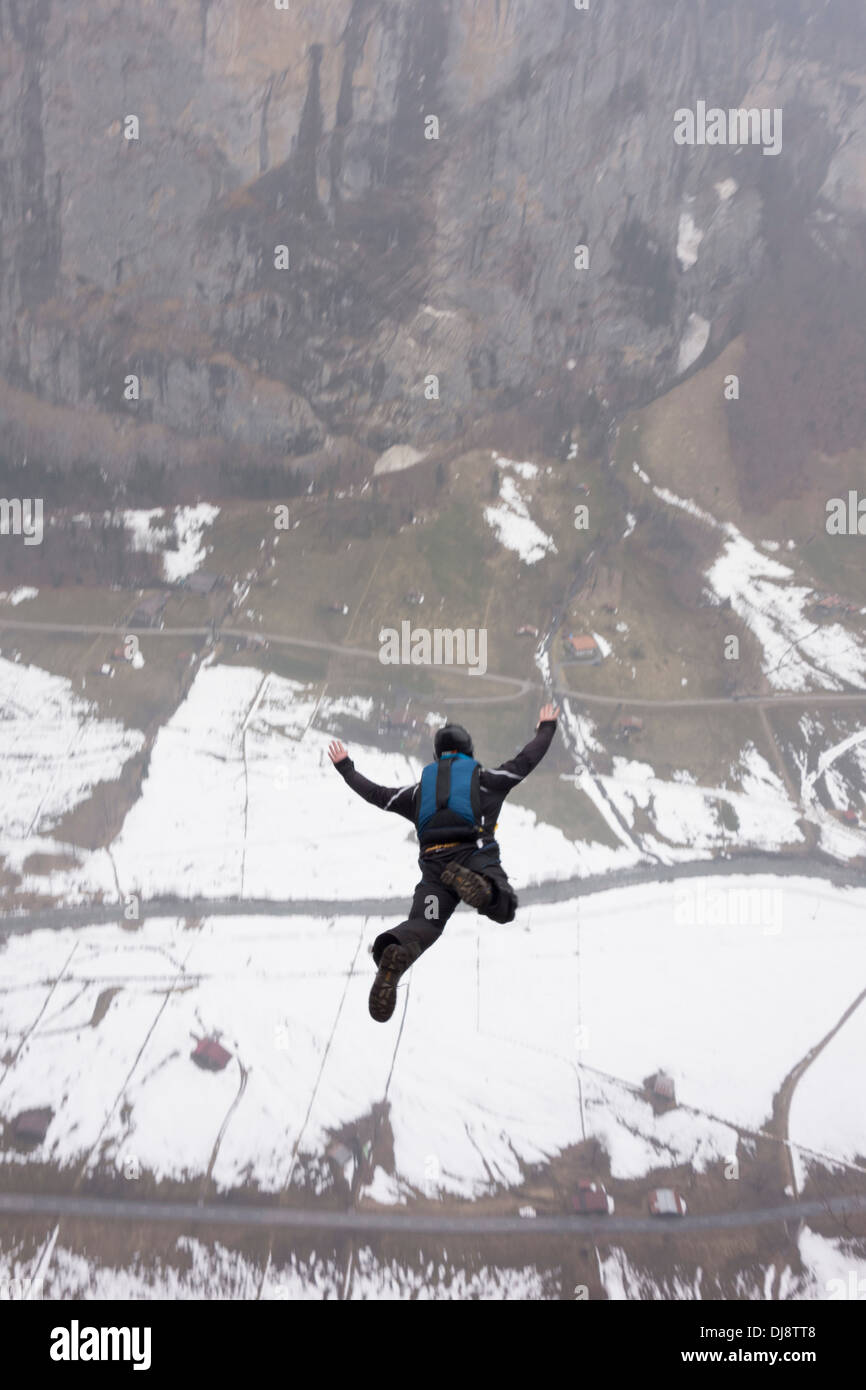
left=2, top=614, right=866, bottom=709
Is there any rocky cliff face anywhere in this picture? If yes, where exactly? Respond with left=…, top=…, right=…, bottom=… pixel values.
left=1, top=0, right=864, bottom=498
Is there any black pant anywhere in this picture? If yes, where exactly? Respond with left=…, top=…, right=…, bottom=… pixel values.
left=371, top=842, right=518, bottom=965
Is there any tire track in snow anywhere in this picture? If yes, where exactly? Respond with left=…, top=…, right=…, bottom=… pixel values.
left=239, top=672, right=270, bottom=898
left=0, top=941, right=79, bottom=1095
left=342, top=968, right=413, bottom=1301
left=199, top=1059, right=250, bottom=1201
left=257, top=914, right=367, bottom=1300
left=72, top=939, right=197, bottom=1189
left=802, top=725, right=866, bottom=806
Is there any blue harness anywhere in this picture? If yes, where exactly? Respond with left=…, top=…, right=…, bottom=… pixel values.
left=416, top=752, right=482, bottom=844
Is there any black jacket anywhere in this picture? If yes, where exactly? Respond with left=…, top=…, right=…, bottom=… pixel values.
left=333, top=719, right=557, bottom=849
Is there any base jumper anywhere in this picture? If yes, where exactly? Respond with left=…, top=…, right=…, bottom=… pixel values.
left=328, top=704, right=559, bottom=1021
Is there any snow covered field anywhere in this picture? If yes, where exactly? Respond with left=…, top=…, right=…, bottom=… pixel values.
left=33, top=661, right=622, bottom=904
left=793, top=716, right=866, bottom=860
left=0, top=657, right=144, bottom=889
left=0, top=658, right=143, bottom=843
left=12, top=658, right=832, bottom=907
left=600, top=1230, right=866, bottom=1302
left=1, top=648, right=861, bottom=908
left=3, top=1224, right=863, bottom=1300
left=0, top=650, right=864, bottom=1300
left=595, top=744, right=804, bottom=860
left=0, top=1230, right=551, bottom=1301
left=789, top=994, right=866, bottom=1192
left=1, top=877, right=863, bottom=1200
left=558, top=698, right=806, bottom=866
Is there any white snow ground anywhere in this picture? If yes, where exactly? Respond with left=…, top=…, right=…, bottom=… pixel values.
left=676, top=213, right=704, bottom=270
left=677, top=313, right=711, bottom=373
left=1, top=877, right=863, bottom=1200
left=598, top=746, right=803, bottom=858
left=599, top=1229, right=866, bottom=1301
left=792, top=716, right=866, bottom=861
left=0, top=657, right=144, bottom=845
left=38, top=663, right=616, bottom=903
left=484, top=457, right=557, bottom=564
left=54, top=663, right=809, bottom=905
left=0, top=587, right=38, bottom=606
left=0, top=1232, right=550, bottom=1301
left=0, top=650, right=860, bottom=907
left=788, top=988, right=866, bottom=1192
left=122, top=504, right=220, bottom=582
left=1, top=650, right=864, bottom=1299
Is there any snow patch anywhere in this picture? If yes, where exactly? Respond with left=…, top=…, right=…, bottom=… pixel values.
left=677, top=313, right=711, bottom=373
left=677, top=213, right=704, bottom=269
left=373, top=445, right=426, bottom=476
left=0, top=587, right=38, bottom=606
left=484, top=475, right=556, bottom=566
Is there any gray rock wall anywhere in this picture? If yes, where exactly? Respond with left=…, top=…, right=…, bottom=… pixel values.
left=0, top=0, right=863, bottom=483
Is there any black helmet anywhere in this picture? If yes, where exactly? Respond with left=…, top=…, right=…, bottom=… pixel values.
left=434, top=723, right=474, bottom=759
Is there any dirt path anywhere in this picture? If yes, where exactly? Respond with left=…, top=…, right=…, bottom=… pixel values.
left=770, top=984, right=866, bottom=1199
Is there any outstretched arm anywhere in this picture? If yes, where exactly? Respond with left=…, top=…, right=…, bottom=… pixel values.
left=328, top=740, right=417, bottom=820
left=482, top=704, right=559, bottom=791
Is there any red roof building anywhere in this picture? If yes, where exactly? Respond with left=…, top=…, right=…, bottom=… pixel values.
left=192, top=1038, right=232, bottom=1071
left=12, top=1108, right=53, bottom=1143
left=653, top=1071, right=677, bottom=1102
left=649, top=1188, right=688, bottom=1217
left=565, top=634, right=600, bottom=660
left=572, top=1180, right=614, bottom=1215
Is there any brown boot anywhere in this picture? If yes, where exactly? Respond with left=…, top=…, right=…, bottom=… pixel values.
left=441, top=862, right=493, bottom=910
left=368, top=944, right=414, bottom=1023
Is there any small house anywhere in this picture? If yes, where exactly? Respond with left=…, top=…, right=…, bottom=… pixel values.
left=572, top=1180, right=614, bottom=1216
left=652, top=1071, right=676, bottom=1103
left=649, top=1188, right=687, bottom=1217
left=565, top=634, right=599, bottom=661
left=813, top=595, right=854, bottom=619
left=191, top=1037, right=232, bottom=1072
left=130, top=592, right=168, bottom=629
left=379, top=706, right=417, bottom=737
left=12, top=1108, right=53, bottom=1144
left=406, top=590, right=425, bottom=606
left=379, top=698, right=416, bottom=736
